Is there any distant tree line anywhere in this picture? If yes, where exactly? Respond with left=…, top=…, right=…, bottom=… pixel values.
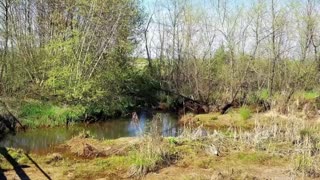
left=143, top=0, right=320, bottom=112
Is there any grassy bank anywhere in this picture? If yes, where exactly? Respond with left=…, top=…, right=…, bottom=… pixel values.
left=1, top=98, right=86, bottom=128
left=179, top=107, right=255, bottom=130
left=20, top=100, right=86, bottom=128
left=1, top=88, right=318, bottom=129
left=1, top=110, right=320, bottom=179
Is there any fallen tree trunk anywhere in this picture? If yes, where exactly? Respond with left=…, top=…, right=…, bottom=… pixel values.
left=220, top=102, right=235, bottom=114
left=158, top=88, right=204, bottom=105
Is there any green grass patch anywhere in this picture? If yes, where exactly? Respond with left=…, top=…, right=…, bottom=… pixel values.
left=233, top=152, right=284, bottom=166
left=193, top=112, right=254, bottom=130
left=167, top=137, right=178, bottom=145
left=20, top=101, right=85, bottom=128
left=257, top=88, right=270, bottom=101
left=303, top=91, right=319, bottom=101
left=94, top=156, right=130, bottom=170
left=129, top=149, right=165, bottom=175
left=239, top=106, right=252, bottom=120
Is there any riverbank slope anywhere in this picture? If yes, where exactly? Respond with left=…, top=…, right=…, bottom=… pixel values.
left=1, top=110, right=320, bottom=179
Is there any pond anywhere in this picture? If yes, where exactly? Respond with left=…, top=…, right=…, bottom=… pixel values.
left=0, top=112, right=181, bottom=154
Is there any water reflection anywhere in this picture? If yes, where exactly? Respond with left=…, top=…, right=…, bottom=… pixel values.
left=0, top=112, right=179, bottom=153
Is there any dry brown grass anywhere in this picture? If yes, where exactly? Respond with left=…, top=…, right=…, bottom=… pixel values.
left=177, top=109, right=320, bottom=178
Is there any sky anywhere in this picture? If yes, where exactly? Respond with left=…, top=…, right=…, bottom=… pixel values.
left=142, top=0, right=252, bottom=11
left=137, top=0, right=303, bottom=59
left=142, top=0, right=294, bottom=12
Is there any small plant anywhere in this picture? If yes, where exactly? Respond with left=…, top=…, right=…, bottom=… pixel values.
left=168, top=137, right=178, bottom=145
left=257, top=88, right=270, bottom=101
left=303, top=91, right=319, bottom=101
left=239, top=106, right=251, bottom=120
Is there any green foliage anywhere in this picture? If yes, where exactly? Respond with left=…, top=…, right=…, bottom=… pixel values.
left=0, top=0, right=146, bottom=119
left=20, top=101, right=85, bottom=128
left=167, top=137, right=178, bottom=145
left=257, top=89, right=270, bottom=101
left=239, top=106, right=252, bottom=120
left=213, top=45, right=228, bottom=65
left=302, top=91, right=320, bottom=101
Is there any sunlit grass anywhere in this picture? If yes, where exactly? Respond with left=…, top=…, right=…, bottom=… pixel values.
left=303, top=91, right=319, bottom=101
left=20, top=101, right=85, bottom=128
left=239, top=106, right=252, bottom=120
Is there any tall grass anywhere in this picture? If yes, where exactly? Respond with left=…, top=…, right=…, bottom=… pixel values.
left=178, top=111, right=320, bottom=178
left=128, top=113, right=177, bottom=177
left=20, top=101, right=85, bottom=128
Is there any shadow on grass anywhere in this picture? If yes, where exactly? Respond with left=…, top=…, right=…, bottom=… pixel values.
left=0, top=147, right=30, bottom=180
left=24, top=153, right=52, bottom=180
left=0, top=166, right=7, bottom=180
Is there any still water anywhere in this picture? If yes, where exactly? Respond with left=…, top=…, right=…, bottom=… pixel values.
left=0, top=112, right=180, bottom=153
